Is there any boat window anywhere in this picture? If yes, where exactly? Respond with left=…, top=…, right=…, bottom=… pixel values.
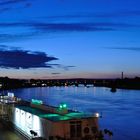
left=70, top=121, right=82, bottom=138
left=91, top=127, right=97, bottom=134
left=84, top=127, right=90, bottom=134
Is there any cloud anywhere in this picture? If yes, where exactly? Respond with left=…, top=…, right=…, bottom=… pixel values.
left=51, top=73, right=61, bottom=75
left=33, top=22, right=115, bottom=32
left=62, top=66, right=75, bottom=71
left=0, top=46, right=75, bottom=70
left=96, top=11, right=140, bottom=18
left=0, top=22, right=137, bottom=28
left=0, top=21, right=137, bottom=32
left=0, top=21, right=136, bottom=36
left=106, top=47, right=140, bottom=51
left=0, top=20, right=138, bottom=43
left=0, top=44, right=21, bottom=50
left=25, top=22, right=140, bottom=34
left=0, top=22, right=119, bottom=43
left=56, top=65, right=75, bottom=71
left=0, top=7, right=11, bottom=13
left=0, top=0, right=33, bottom=13
left=0, top=48, right=58, bottom=69
left=24, top=2, right=32, bottom=8
left=0, top=32, right=39, bottom=43
left=48, top=64, right=75, bottom=71
left=39, top=10, right=140, bottom=20
left=0, top=21, right=138, bottom=44
left=0, top=44, right=8, bottom=48
left=0, top=0, right=27, bottom=6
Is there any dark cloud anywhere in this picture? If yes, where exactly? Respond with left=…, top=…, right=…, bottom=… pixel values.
left=24, top=2, right=32, bottom=8
left=0, top=48, right=58, bottom=69
left=0, top=21, right=138, bottom=43
left=0, top=0, right=33, bottom=13
left=23, top=22, right=140, bottom=33
left=63, top=66, right=75, bottom=71
left=0, top=22, right=137, bottom=28
left=33, top=23, right=115, bottom=32
left=0, top=21, right=137, bottom=34
left=48, top=64, right=75, bottom=71
left=51, top=73, right=61, bottom=75
left=0, top=7, right=11, bottom=13
left=0, top=0, right=27, bottom=6
left=56, top=65, right=75, bottom=71
left=0, top=32, right=39, bottom=43
left=0, top=44, right=7, bottom=48
left=39, top=10, right=140, bottom=20
left=0, top=44, right=20, bottom=50
left=0, top=45, right=76, bottom=70
left=96, top=11, right=140, bottom=18
left=106, top=47, right=140, bottom=51
left=0, top=22, right=117, bottom=43
left=39, top=14, right=95, bottom=20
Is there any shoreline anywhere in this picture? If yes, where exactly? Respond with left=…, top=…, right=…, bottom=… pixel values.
left=0, top=85, right=140, bottom=92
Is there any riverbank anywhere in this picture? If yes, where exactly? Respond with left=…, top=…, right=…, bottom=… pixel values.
left=0, top=76, right=140, bottom=91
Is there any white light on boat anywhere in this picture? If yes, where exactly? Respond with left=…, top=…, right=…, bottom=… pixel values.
left=94, top=113, right=100, bottom=117
left=8, top=92, right=14, bottom=98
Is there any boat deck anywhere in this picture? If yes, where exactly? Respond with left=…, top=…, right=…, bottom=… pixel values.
left=16, top=105, right=93, bottom=122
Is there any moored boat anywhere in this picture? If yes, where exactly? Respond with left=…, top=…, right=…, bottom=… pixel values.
left=110, top=87, right=117, bottom=92
left=0, top=93, right=102, bottom=140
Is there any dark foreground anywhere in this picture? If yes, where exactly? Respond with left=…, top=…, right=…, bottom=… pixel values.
left=0, top=120, right=23, bottom=140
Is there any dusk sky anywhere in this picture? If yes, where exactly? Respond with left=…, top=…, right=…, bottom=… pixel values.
left=0, top=0, right=140, bottom=79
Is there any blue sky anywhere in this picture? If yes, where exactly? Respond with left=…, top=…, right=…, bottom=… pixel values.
left=0, top=0, right=140, bottom=79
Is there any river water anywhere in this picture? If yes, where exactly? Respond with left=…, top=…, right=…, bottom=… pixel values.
left=9, top=86, right=140, bottom=140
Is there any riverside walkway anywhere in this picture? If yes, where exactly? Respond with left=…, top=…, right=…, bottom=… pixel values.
left=0, top=120, right=24, bottom=140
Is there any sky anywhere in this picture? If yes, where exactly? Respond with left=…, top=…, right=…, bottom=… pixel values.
left=0, top=0, right=140, bottom=79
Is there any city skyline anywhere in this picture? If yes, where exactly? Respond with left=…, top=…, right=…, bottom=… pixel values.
left=0, top=0, right=140, bottom=79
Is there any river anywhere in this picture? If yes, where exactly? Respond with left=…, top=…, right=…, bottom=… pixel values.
left=8, top=86, right=140, bottom=140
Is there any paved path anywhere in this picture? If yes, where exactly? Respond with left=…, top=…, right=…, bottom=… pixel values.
left=0, top=121, right=23, bottom=140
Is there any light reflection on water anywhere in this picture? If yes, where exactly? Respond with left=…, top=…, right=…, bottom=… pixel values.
left=10, top=87, right=140, bottom=140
